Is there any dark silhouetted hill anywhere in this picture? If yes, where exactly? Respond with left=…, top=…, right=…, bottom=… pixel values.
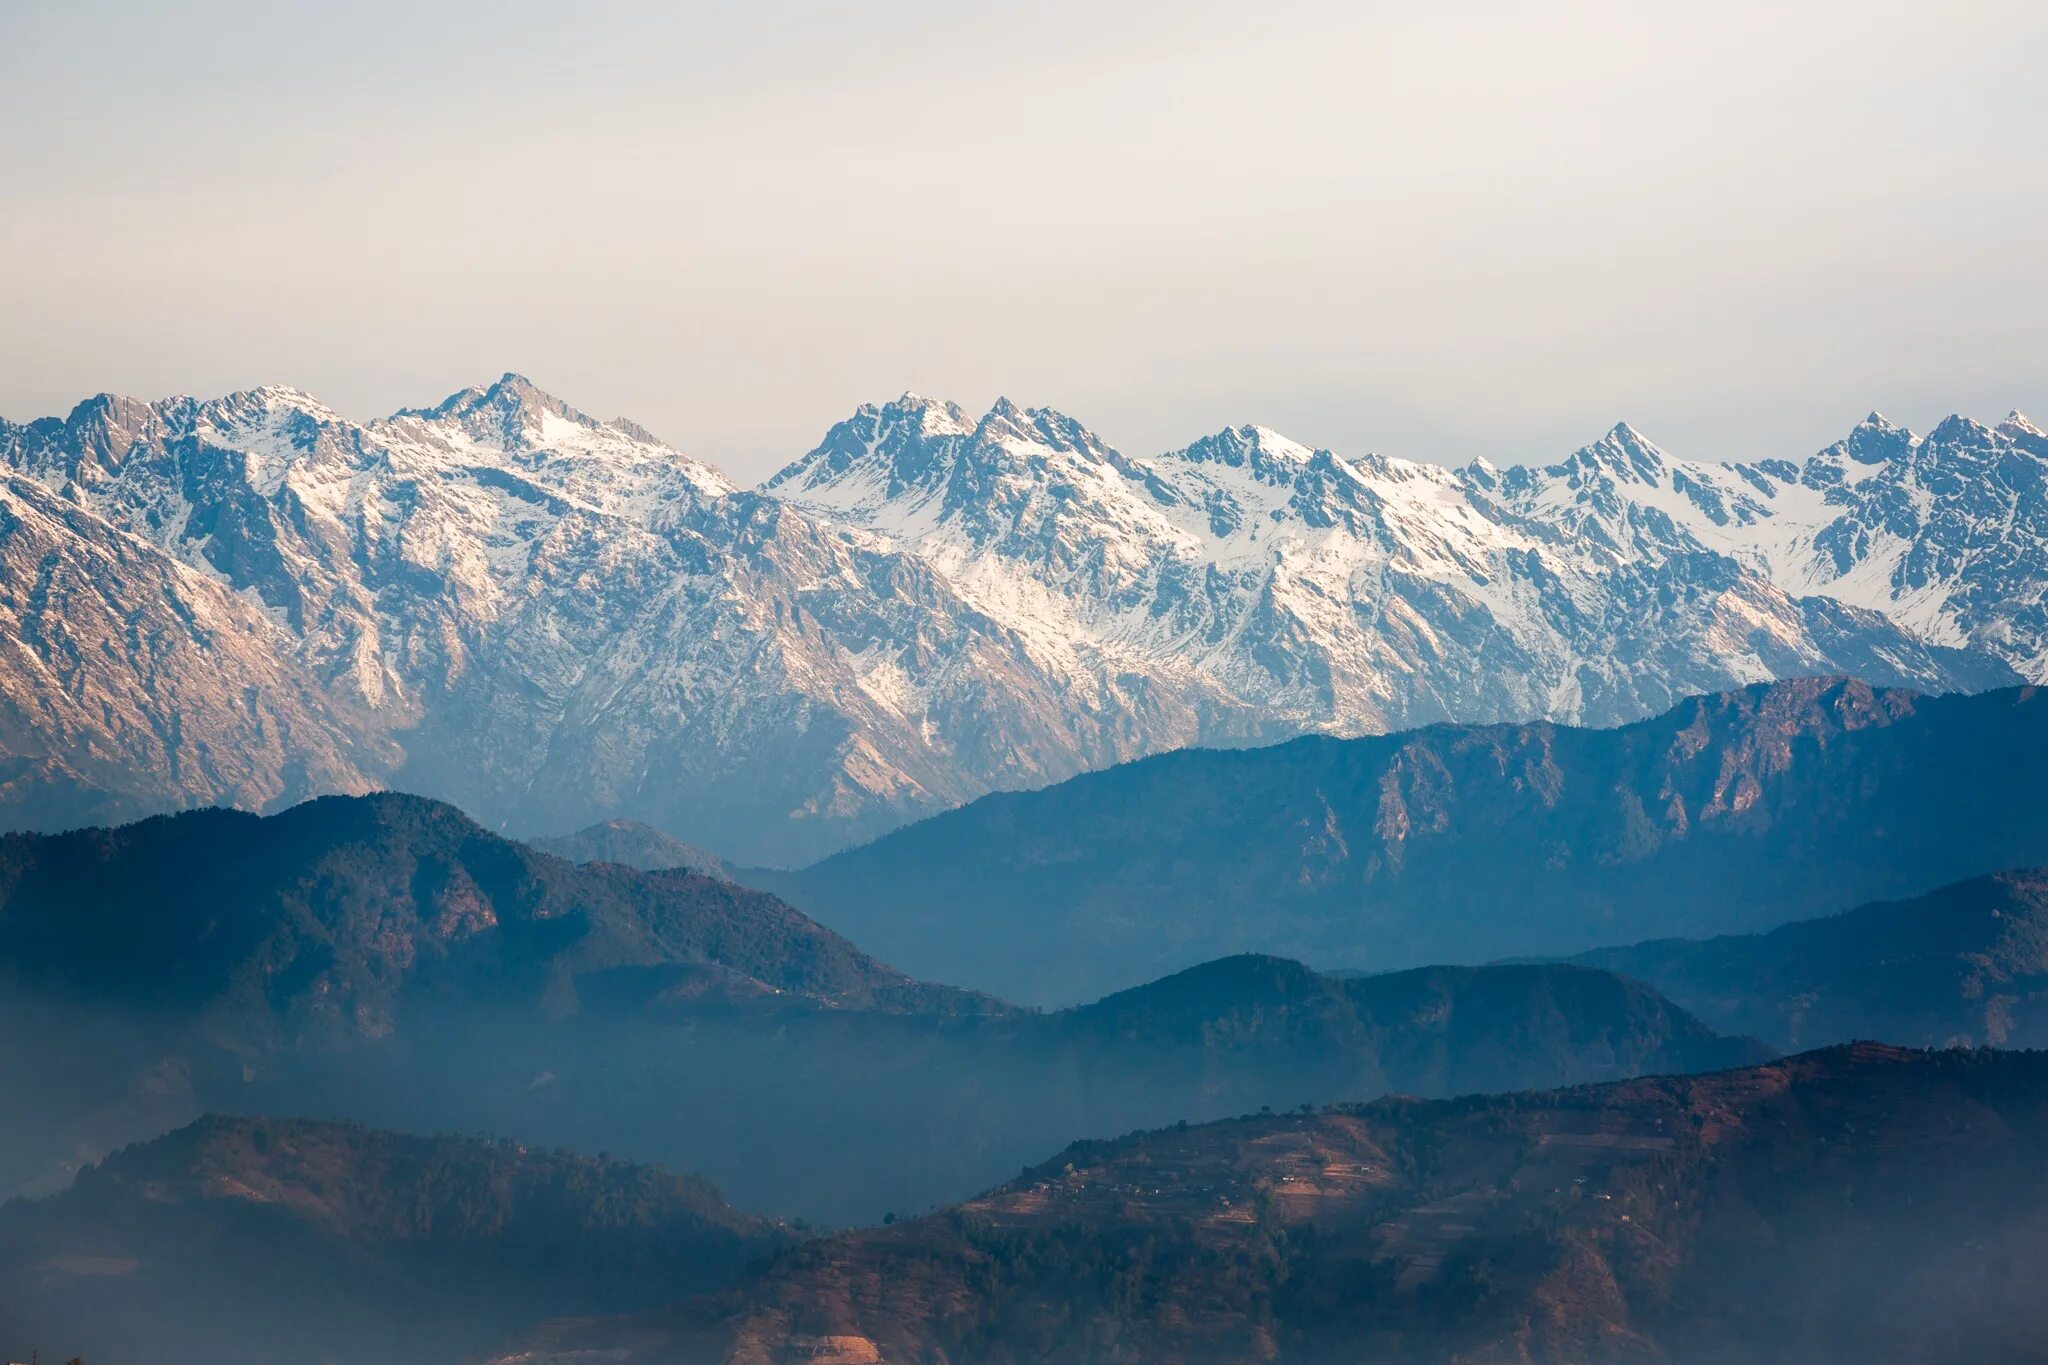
left=769, top=679, right=2048, bottom=1004
left=0, top=1114, right=794, bottom=1365
left=528, top=817, right=732, bottom=878
left=500, top=1045, right=2048, bottom=1364
left=1572, top=868, right=2048, bottom=1050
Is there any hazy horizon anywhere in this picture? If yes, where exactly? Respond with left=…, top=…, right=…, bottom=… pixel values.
left=6, top=0, right=2046, bottom=481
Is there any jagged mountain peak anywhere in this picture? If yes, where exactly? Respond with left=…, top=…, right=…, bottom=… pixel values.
left=6, top=374, right=2046, bottom=872
left=438, top=370, right=567, bottom=413
left=760, top=395, right=971, bottom=508
left=868, top=390, right=974, bottom=431
left=7, top=384, right=362, bottom=500
left=195, top=384, right=350, bottom=444
left=1833, top=410, right=1918, bottom=465
left=1170, top=423, right=1319, bottom=471
left=1575, top=420, right=1674, bottom=480
left=52, top=390, right=173, bottom=447
left=49, top=385, right=332, bottom=433
left=765, top=392, right=971, bottom=475
left=969, top=396, right=1114, bottom=462
left=1461, top=456, right=1502, bottom=493
left=389, top=372, right=603, bottom=449
left=1511, top=422, right=1690, bottom=507
left=63, top=389, right=144, bottom=421
left=1926, top=412, right=1997, bottom=444
left=226, top=381, right=329, bottom=409
left=371, top=374, right=732, bottom=495
left=1153, top=424, right=1454, bottom=517
left=762, top=393, right=1121, bottom=522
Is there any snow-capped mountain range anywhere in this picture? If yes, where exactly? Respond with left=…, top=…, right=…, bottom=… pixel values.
left=1, top=376, right=2038, bottom=864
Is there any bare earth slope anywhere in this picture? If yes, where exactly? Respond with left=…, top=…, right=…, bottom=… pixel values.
left=503, top=1044, right=2048, bottom=1365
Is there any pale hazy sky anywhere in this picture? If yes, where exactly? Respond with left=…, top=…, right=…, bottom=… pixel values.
left=4, top=0, right=2045, bottom=481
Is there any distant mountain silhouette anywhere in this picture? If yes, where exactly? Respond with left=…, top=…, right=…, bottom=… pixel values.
left=768, top=679, right=2048, bottom=1004
left=0, top=796, right=1764, bottom=1223
left=528, top=818, right=732, bottom=878
left=1062, top=955, right=1768, bottom=1097
left=405, top=951, right=1763, bottom=1225
left=0, top=790, right=984, bottom=1026
left=1572, top=868, right=2048, bottom=1050
left=0, top=1114, right=793, bottom=1365
left=0, top=791, right=991, bottom=1204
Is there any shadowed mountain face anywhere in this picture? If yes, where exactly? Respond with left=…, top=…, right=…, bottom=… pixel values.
left=0, top=791, right=980, bottom=1027
left=1571, top=869, right=2048, bottom=1051
left=528, top=818, right=732, bottom=878
left=474, top=956, right=1764, bottom=1223
left=766, top=679, right=2048, bottom=1005
left=0, top=793, right=1765, bottom=1225
left=498, top=1046, right=2048, bottom=1365
left=1059, top=956, right=1769, bottom=1101
left=0, top=792, right=991, bottom=1203
left=0, top=1115, right=795, bottom=1365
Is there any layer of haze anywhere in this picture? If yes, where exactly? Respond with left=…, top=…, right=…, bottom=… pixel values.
left=3, top=0, right=2045, bottom=481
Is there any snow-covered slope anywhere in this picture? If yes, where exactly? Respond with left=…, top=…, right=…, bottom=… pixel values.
left=0, top=379, right=2033, bottom=864
left=0, top=379, right=1176, bottom=862
left=767, top=395, right=2012, bottom=744
left=0, top=470, right=389, bottom=827
left=1485, top=411, right=2048, bottom=680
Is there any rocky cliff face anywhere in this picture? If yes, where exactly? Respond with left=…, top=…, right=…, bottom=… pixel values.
left=1, top=379, right=2034, bottom=863
left=767, top=399, right=2020, bottom=748
left=0, top=470, right=390, bottom=826
left=770, top=680, right=2048, bottom=1004
left=0, top=379, right=1099, bottom=863
left=1483, top=410, right=2048, bottom=681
